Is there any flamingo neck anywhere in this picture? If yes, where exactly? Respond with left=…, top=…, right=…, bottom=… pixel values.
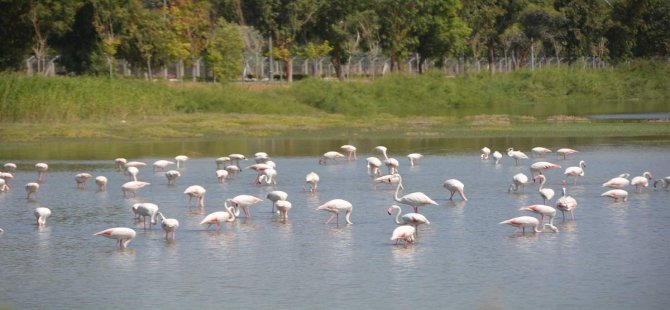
left=394, top=177, right=403, bottom=202
left=392, top=206, right=402, bottom=224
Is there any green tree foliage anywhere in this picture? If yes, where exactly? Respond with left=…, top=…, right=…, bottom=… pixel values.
left=171, top=0, right=212, bottom=81
left=0, top=1, right=33, bottom=70
left=414, top=0, right=471, bottom=72
left=377, top=0, right=419, bottom=71
left=555, top=0, right=610, bottom=62
left=91, top=0, right=130, bottom=77
left=206, top=18, right=244, bottom=81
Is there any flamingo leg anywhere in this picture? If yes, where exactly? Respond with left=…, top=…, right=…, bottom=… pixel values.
left=449, top=191, right=455, bottom=200
left=324, top=213, right=336, bottom=225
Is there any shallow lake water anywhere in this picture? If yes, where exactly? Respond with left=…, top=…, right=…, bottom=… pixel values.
left=1, top=140, right=669, bottom=309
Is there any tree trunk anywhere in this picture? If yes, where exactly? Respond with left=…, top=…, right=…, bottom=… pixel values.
left=192, top=57, right=198, bottom=82
left=331, top=50, right=344, bottom=80
left=146, top=58, right=153, bottom=81
left=286, top=58, right=293, bottom=83
left=107, top=56, right=114, bottom=77
left=487, top=38, right=496, bottom=74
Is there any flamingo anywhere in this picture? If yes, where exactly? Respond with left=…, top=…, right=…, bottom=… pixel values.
left=506, top=148, right=528, bottom=166
left=375, top=146, right=389, bottom=160
left=75, top=173, right=92, bottom=189
left=390, top=225, right=416, bottom=247
left=267, top=190, right=288, bottom=213
left=480, top=147, right=491, bottom=160
left=25, top=182, right=39, bottom=200
left=366, top=157, right=383, bottom=176
left=0, top=178, right=8, bottom=192
left=228, top=154, right=247, bottom=168
left=443, top=179, right=467, bottom=201
left=157, top=212, right=179, bottom=240
left=654, top=177, right=670, bottom=189
left=256, top=167, right=277, bottom=185
left=184, top=185, right=206, bottom=208
left=227, top=195, right=263, bottom=218
left=254, top=152, right=270, bottom=164
left=216, top=157, right=230, bottom=169
left=95, top=176, right=107, bottom=192
left=319, top=151, right=345, bottom=165
left=200, top=204, right=236, bottom=231
left=246, top=163, right=272, bottom=179
left=275, top=200, right=292, bottom=221
left=131, top=203, right=159, bottom=229
left=34, top=207, right=51, bottom=227
left=121, top=181, right=150, bottom=198
left=509, top=173, right=529, bottom=192
left=126, top=166, right=139, bottom=181
left=531, top=147, right=552, bottom=157
left=305, top=171, right=320, bottom=192
left=534, top=175, right=555, bottom=204
left=341, top=145, right=357, bottom=161
left=519, top=205, right=558, bottom=231
left=393, top=174, right=438, bottom=213
left=556, top=148, right=578, bottom=159
left=602, top=174, right=630, bottom=188
left=124, top=161, right=147, bottom=169
left=387, top=205, right=430, bottom=234
left=35, top=162, right=48, bottom=182
left=114, top=158, right=127, bottom=171
left=153, top=160, right=174, bottom=172
left=407, top=153, right=423, bottom=166
left=500, top=216, right=554, bottom=233
left=0, top=172, right=13, bottom=190
left=373, top=173, right=403, bottom=190
left=631, top=172, right=653, bottom=193
left=492, top=151, right=502, bottom=164
left=317, top=199, right=353, bottom=225
left=556, top=187, right=578, bottom=220
left=384, top=158, right=400, bottom=174
left=224, top=165, right=241, bottom=176
left=601, top=189, right=628, bottom=202
left=3, top=163, right=16, bottom=172
left=563, top=160, right=586, bottom=185
left=175, top=155, right=189, bottom=169
left=94, top=227, right=136, bottom=248
left=215, top=169, right=228, bottom=183
left=165, top=170, right=181, bottom=186
left=529, top=161, right=561, bottom=179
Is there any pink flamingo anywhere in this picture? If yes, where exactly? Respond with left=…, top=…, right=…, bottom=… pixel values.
left=534, top=175, right=555, bottom=204
left=121, top=181, right=150, bottom=198
left=500, top=216, right=555, bottom=233
left=373, top=173, right=403, bottom=190
left=131, top=203, right=159, bottom=229
left=443, top=179, right=467, bottom=201
left=317, top=199, right=353, bottom=225
left=556, top=188, right=578, bottom=220
left=519, top=204, right=558, bottom=231
left=216, top=169, right=228, bottom=183
left=563, top=160, right=586, bottom=185
left=407, top=153, right=423, bottom=166
left=531, top=147, right=552, bottom=157
left=509, top=173, right=529, bottom=192
left=200, top=204, right=236, bottom=231
left=631, top=172, right=653, bottom=193
left=387, top=204, right=429, bottom=234
left=319, top=151, right=345, bottom=164
left=506, top=148, right=528, bottom=166
left=175, top=155, right=189, bottom=169
left=529, top=161, right=561, bottom=179
left=601, top=189, right=628, bottom=202
left=35, top=163, right=48, bottom=182
left=341, top=145, right=357, bottom=161
left=227, top=195, right=263, bottom=218
left=275, top=200, right=292, bottom=221
left=184, top=185, right=206, bottom=208
left=390, top=225, right=416, bottom=247
left=267, top=190, right=288, bottom=213
left=153, top=160, right=174, bottom=172
left=305, top=171, right=320, bottom=192
left=393, top=174, right=438, bottom=213
left=25, top=182, right=39, bottom=200
left=165, top=170, right=181, bottom=186
left=480, top=147, right=491, bottom=160
left=602, top=174, right=630, bottom=188
left=95, top=176, right=107, bottom=192
left=556, top=148, right=578, bottom=159
left=94, top=227, right=136, bottom=248
left=157, top=212, right=179, bottom=240
left=366, top=157, right=383, bottom=176
left=75, top=173, right=92, bottom=189
left=34, top=207, right=51, bottom=227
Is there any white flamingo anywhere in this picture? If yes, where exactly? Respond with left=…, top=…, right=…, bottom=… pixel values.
left=153, top=160, right=174, bottom=172
left=341, top=145, right=357, bottom=161
left=492, top=151, right=502, bottom=164
left=601, top=189, right=628, bottom=202
left=602, top=174, right=630, bottom=188
left=500, top=216, right=555, bottom=233
left=317, top=199, right=353, bottom=225
left=34, top=207, right=51, bottom=227
left=124, top=161, right=147, bottom=169
left=534, top=175, right=555, bottom=204
left=393, top=174, right=438, bottom=213
left=227, top=195, right=263, bottom=218
left=75, top=173, right=93, bottom=189
left=115, top=158, right=127, bottom=171
left=519, top=205, right=558, bottom=231
left=631, top=171, right=653, bottom=193
left=94, top=227, right=136, bottom=248
left=0, top=178, right=8, bottom=192
left=157, top=212, right=179, bottom=240
left=184, top=185, right=206, bottom=208
left=319, top=151, right=345, bottom=164
left=373, top=173, right=403, bottom=190
left=275, top=200, right=292, bottom=221
left=563, top=160, right=586, bottom=185
left=121, top=181, right=150, bottom=198
left=509, top=173, right=529, bottom=193
left=443, top=179, right=467, bottom=201
left=95, top=176, right=107, bottom=192
left=556, top=187, right=578, bottom=220
left=35, top=163, right=48, bottom=182
left=165, top=170, right=181, bottom=186
left=215, top=169, right=228, bottom=183
left=506, top=148, right=528, bottom=166
left=556, top=148, right=578, bottom=159
left=215, top=157, right=230, bottom=169
left=375, top=146, right=389, bottom=160
left=366, top=157, right=383, bottom=176
left=3, top=162, right=17, bottom=172
left=25, top=182, right=39, bottom=200
left=175, top=155, right=189, bottom=169
left=480, top=147, right=491, bottom=160
left=267, top=190, right=288, bottom=213
left=387, top=205, right=430, bottom=234
left=384, top=158, right=400, bottom=174
left=305, top=171, right=320, bottom=192
left=256, top=167, right=277, bottom=185
left=200, top=204, right=236, bottom=231
left=126, top=166, right=139, bottom=181
left=531, top=147, right=552, bottom=157
left=390, top=225, right=416, bottom=247
left=228, top=154, right=247, bottom=168
left=529, top=161, right=561, bottom=179
left=131, top=203, right=159, bottom=229
left=407, top=153, right=423, bottom=166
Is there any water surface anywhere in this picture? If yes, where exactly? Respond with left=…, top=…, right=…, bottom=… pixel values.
left=0, top=142, right=669, bottom=309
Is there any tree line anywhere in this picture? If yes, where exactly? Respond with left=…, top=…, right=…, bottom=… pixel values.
left=1, top=0, right=668, bottom=82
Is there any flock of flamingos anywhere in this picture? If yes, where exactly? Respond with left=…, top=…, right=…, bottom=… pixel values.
left=1, top=145, right=669, bottom=248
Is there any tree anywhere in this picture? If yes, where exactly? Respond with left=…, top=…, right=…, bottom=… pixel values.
left=555, top=0, right=611, bottom=63
left=300, top=41, right=333, bottom=77
left=24, top=0, right=84, bottom=74
left=520, top=4, right=567, bottom=66
left=608, top=0, right=670, bottom=60
left=0, top=1, right=33, bottom=70
left=92, top=0, right=129, bottom=77
left=460, top=0, right=504, bottom=72
left=377, top=0, right=419, bottom=72
left=171, top=0, right=213, bottom=82
left=206, top=18, right=244, bottom=81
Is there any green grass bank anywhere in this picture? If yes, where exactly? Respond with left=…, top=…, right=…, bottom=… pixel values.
left=0, top=60, right=668, bottom=142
